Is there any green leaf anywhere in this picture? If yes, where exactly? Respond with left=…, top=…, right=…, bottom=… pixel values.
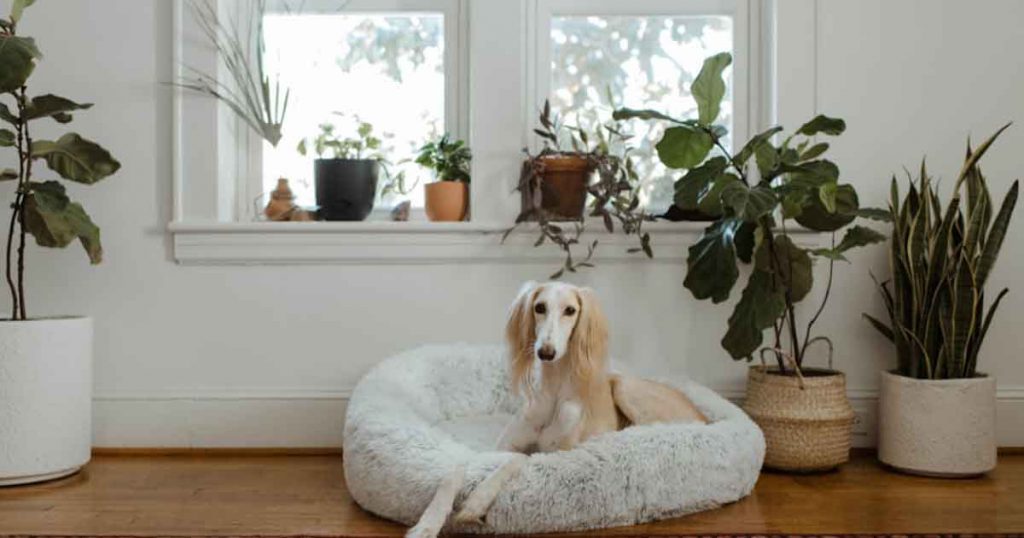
left=0, top=128, right=13, bottom=147
left=1, top=168, right=18, bottom=181
left=856, top=207, right=892, bottom=222
left=818, top=183, right=838, bottom=213
left=755, top=142, right=779, bottom=178
left=721, top=182, right=777, bottom=222
left=800, top=142, right=830, bottom=161
left=656, top=125, right=713, bottom=169
left=611, top=107, right=687, bottom=124
left=836, top=225, right=887, bottom=252
left=674, top=156, right=727, bottom=210
left=697, top=173, right=741, bottom=215
left=722, top=270, right=786, bottom=359
left=0, top=34, right=41, bottom=93
left=684, top=218, right=741, bottom=304
left=10, top=0, right=36, bottom=24
left=797, top=115, right=846, bottom=136
left=755, top=234, right=814, bottom=302
left=0, top=103, right=17, bottom=124
left=976, top=180, right=1018, bottom=287
left=22, top=181, right=102, bottom=264
left=863, top=313, right=895, bottom=342
left=24, top=94, right=93, bottom=123
left=736, top=126, right=783, bottom=168
left=31, top=133, right=121, bottom=184
left=796, top=183, right=859, bottom=231
left=734, top=222, right=756, bottom=264
left=691, top=52, right=732, bottom=125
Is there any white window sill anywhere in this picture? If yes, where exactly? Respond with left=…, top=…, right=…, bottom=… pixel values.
left=168, top=220, right=819, bottom=265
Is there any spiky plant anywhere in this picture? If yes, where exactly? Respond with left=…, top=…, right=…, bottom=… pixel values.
left=864, top=125, right=1019, bottom=379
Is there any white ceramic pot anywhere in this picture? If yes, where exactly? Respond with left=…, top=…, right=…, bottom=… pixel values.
left=878, top=370, right=996, bottom=477
left=0, top=317, right=92, bottom=486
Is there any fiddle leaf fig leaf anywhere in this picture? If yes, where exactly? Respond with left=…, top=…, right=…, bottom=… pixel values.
left=796, top=183, right=859, bottom=231
left=656, top=125, right=713, bottom=169
left=674, top=156, right=727, bottom=210
left=722, top=270, right=786, bottom=360
left=755, top=234, right=814, bottom=303
left=691, top=52, right=731, bottom=126
left=31, top=133, right=121, bottom=184
left=0, top=34, right=41, bottom=93
left=1, top=168, right=18, bottom=181
left=0, top=103, right=17, bottom=124
left=0, top=128, right=14, bottom=147
left=10, top=0, right=36, bottom=24
left=23, top=182, right=102, bottom=264
left=836, top=225, right=887, bottom=252
left=684, top=218, right=741, bottom=304
left=819, top=182, right=839, bottom=213
left=24, top=94, right=93, bottom=123
left=797, top=115, right=846, bottom=136
left=800, top=142, right=830, bottom=161
left=697, top=173, right=741, bottom=215
left=856, top=207, right=893, bottom=222
left=612, top=107, right=686, bottom=124
left=735, top=126, right=783, bottom=167
left=721, top=182, right=778, bottom=222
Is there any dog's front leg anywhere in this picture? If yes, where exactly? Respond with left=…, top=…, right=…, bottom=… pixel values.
left=538, top=401, right=583, bottom=452
left=453, top=453, right=528, bottom=526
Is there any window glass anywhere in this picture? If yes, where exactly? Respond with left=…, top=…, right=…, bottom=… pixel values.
left=550, top=15, right=733, bottom=213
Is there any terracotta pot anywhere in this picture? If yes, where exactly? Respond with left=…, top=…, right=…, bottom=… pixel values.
left=878, top=370, right=996, bottom=477
left=425, top=181, right=468, bottom=222
left=538, top=155, right=592, bottom=220
left=743, top=366, right=855, bottom=472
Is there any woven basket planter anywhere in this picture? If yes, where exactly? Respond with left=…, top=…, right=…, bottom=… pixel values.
left=743, top=366, right=854, bottom=472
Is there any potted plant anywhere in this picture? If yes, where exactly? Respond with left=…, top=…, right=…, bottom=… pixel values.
left=0, top=2, right=121, bottom=485
left=508, top=101, right=652, bottom=279
left=616, top=52, right=887, bottom=472
left=416, top=133, right=471, bottom=222
left=864, top=125, right=1018, bottom=477
left=297, top=116, right=389, bottom=221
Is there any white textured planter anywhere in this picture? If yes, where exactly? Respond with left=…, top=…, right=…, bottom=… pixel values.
left=878, top=370, right=996, bottom=477
left=0, top=317, right=92, bottom=486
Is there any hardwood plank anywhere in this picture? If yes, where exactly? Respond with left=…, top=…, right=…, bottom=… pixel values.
left=0, top=453, right=1020, bottom=536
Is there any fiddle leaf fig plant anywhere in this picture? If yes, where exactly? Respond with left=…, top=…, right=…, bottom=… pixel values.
left=0, top=2, right=121, bottom=320
left=615, top=52, right=888, bottom=372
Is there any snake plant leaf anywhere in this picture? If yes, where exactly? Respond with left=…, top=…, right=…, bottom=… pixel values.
left=735, top=126, right=784, bottom=168
left=954, top=122, right=1011, bottom=188
left=796, top=115, right=847, bottom=136
left=976, top=180, right=1018, bottom=287
left=0, top=34, right=41, bottom=93
left=863, top=313, right=894, bottom=342
left=674, top=156, right=728, bottom=210
left=684, top=218, right=741, bottom=304
left=755, top=234, right=814, bottom=302
left=24, top=94, right=92, bottom=123
left=31, top=133, right=121, bottom=184
left=721, top=182, right=777, bottom=222
left=722, top=269, right=786, bottom=360
left=949, top=259, right=979, bottom=377
left=796, top=183, right=858, bottom=231
left=691, top=52, right=731, bottom=126
left=9, top=0, right=36, bottom=24
left=656, top=125, right=713, bottom=169
left=0, top=128, right=13, bottom=147
left=975, top=287, right=1009, bottom=361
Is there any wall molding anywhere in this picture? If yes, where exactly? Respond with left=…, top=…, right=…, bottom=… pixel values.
left=92, top=385, right=1024, bottom=448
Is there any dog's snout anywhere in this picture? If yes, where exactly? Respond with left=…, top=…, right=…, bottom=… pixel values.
left=537, top=345, right=556, bottom=361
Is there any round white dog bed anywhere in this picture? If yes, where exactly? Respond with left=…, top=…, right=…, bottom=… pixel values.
left=343, top=344, right=765, bottom=534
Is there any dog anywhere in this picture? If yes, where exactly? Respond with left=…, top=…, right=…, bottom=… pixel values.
left=406, top=281, right=707, bottom=538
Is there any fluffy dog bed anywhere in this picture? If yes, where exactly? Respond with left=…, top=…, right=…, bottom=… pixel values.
left=343, top=344, right=765, bottom=534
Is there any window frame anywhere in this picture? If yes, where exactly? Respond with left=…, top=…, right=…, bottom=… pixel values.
left=170, top=0, right=779, bottom=265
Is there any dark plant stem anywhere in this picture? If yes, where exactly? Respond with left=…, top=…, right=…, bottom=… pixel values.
left=15, top=87, right=30, bottom=320
left=800, top=233, right=836, bottom=360
left=5, top=198, right=20, bottom=320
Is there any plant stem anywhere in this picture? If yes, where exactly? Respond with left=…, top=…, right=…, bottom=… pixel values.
left=15, top=87, right=30, bottom=320
left=800, top=233, right=836, bottom=360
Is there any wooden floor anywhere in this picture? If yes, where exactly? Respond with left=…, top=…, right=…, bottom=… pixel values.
left=0, top=452, right=1021, bottom=536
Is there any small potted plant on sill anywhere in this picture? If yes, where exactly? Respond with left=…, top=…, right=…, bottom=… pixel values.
left=864, top=125, right=1018, bottom=477
left=416, top=133, right=471, bottom=222
left=509, top=101, right=652, bottom=279
left=297, top=116, right=390, bottom=221
left=617, top=52, right=888, bottom=472
left=0, top=1, right=121, bottom=485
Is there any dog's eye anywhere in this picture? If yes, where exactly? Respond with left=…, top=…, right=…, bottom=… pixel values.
left=564, top=306, right=577, bottom=316
left=534, top=303, right=547, bottom=315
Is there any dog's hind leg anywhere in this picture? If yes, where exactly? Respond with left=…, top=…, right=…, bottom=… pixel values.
left=406, top=464, right=465, bottom=538
left=453, top=453, right=528, bottom=525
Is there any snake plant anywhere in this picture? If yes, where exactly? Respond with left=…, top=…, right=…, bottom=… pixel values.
left=864, top=125, right=1019, bottom=379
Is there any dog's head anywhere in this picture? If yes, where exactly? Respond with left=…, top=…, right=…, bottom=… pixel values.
left=505, top=281, right=608, bottom=395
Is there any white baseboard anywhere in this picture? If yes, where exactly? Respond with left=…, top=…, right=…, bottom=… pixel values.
left=92, top=387, right=1024, bottom=448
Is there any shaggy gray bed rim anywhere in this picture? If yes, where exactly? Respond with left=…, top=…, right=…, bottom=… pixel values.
left=343, top=344, right=765, bottom=534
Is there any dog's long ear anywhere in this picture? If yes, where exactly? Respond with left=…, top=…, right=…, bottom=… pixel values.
left=571, top=287, right=609, bottom=390
left=506, top=281, right=539, bottom=398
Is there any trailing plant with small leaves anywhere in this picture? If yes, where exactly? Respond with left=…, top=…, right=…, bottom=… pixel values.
left=616, top=52, right=887, bottom=372
left=416, top=133, right=471, bottom=183
left=864, top=125, right=1018, bottom=380
left=0, top=1, right=121, bottom=320
left=507, top=100, right=652, bottom=279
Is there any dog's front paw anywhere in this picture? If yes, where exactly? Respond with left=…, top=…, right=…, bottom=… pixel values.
left=452, top=500, right=488, bottom=526
left=405, top=522, right=441, bottom=538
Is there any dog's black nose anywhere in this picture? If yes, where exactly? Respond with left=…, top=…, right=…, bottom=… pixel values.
left=537, top=347, right=556, bottom=361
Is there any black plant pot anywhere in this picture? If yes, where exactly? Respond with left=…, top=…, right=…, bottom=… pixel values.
left=314, top=159, right=379, bottom=221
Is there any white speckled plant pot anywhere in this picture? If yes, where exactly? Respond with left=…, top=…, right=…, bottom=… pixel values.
left=878, top=370, right=996, bottom=477
left=0, top=317, right=92, bottom=486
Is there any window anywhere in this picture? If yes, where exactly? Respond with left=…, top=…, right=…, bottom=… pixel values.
left=261, top=11, right=446, bottom=209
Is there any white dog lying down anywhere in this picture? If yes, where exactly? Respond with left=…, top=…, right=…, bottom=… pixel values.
left=406, top=281, right=708, bottom=538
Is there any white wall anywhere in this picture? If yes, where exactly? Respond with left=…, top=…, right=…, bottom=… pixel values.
left=1, top=0, right=1022, bottom=447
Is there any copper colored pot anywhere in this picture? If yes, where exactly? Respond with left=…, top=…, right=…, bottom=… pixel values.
left=539, top=155, right=592, bottom=219
left=424, top=181, right=468, bottom=222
